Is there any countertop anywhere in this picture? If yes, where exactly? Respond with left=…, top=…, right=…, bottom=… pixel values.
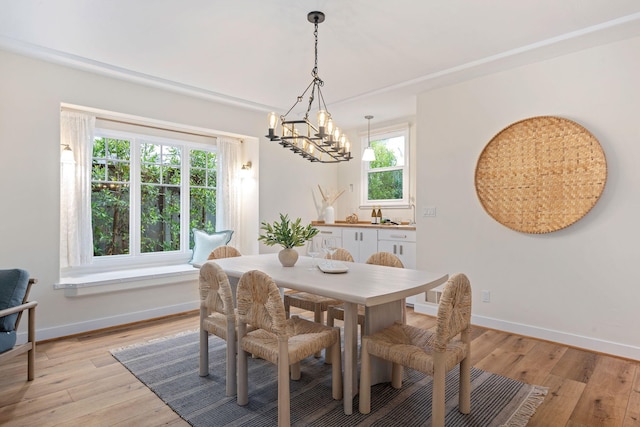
left=312, top=221, right=416, bottom=231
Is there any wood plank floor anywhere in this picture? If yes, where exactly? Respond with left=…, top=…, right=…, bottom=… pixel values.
left=1, top=308, right=639, bottom=426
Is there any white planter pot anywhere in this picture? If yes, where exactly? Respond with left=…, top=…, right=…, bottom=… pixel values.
left=278, top=248, right=299, bottom=267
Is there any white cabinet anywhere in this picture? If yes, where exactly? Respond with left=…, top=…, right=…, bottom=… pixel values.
left=341, top=228, right=378, bottom=263
left=378, top=229, right=419, bottom=305
left=377, top=229, right=416, bottom=269
left=314, top=226, right=342, bottom=251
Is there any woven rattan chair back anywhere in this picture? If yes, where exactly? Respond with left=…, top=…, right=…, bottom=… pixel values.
left=199, top=261, right=234, bottom=318
left=365, top=252, right=404, bottom=268
left=327, top=248, right=354, bottom=262
left=207, top=245, right=241, bottom=260
left=434, top=273, right=472, bottom=351
left=237, top=269, right=288, bottom=335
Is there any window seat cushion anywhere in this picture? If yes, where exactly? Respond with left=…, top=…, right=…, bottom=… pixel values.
left=56, top=264, right=199, bottom=296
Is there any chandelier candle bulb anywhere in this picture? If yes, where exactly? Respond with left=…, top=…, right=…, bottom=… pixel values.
left=269, top=111, right=278, bottom=130
left=326, top=118, right=334, bottom=137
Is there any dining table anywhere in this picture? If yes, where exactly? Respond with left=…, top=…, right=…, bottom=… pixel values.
left=202, top=253, right=448, bottom=415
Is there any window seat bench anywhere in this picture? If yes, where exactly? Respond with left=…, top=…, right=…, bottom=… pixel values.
left=55, top=264, right=199, bottom=297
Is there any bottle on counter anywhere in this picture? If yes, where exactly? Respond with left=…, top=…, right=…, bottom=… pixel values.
left=376, top=207, right=382, bottom=224
left=371, top=207, right=377, bottom=224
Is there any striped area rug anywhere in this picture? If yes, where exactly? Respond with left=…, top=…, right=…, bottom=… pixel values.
left=111, top=331, right=547, bottom=426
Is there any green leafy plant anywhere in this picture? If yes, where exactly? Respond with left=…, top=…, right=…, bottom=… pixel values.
left=258, top=214, right=319, bottom=249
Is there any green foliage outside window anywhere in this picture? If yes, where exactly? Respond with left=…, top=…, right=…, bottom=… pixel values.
left=189, top=150, right=217, bottom=247
left=367, top=140, right=403, bottom=200
left=140, top=143, right=181, bottom=252
left=91, top=136, right=217, bottom=257
left=92, top=137, right=131, bottom=256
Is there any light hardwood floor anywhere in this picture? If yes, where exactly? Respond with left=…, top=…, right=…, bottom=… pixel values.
left=1, top=308, right=639, bottom=426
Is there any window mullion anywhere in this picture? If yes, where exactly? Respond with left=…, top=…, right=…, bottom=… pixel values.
left=181, top=146, right=190, bottom=252
left=130, top=138, right=141, bottom=256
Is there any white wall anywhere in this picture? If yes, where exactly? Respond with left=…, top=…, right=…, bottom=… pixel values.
left=416, top=36, right=640, bottom=359
left=0, top=49, right=334, bottom=339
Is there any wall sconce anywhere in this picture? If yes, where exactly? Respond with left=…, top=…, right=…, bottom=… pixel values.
left=60, top=144, right=75, bottom=164
left=240, top=161, right=252, bottom=179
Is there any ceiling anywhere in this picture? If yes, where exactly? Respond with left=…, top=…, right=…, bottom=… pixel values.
left=2, top=0, right=640, bottom=129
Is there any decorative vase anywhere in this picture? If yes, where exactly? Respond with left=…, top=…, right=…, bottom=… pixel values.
left=278, top=248, right=299, bottom=267
left=324, top=206, right=335, bottom=224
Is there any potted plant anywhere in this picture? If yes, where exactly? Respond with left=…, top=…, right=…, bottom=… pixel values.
left=258, top=213, right=319, bottom=267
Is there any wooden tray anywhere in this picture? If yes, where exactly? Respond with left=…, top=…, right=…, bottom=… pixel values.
left=475, top=116, right=607, bottom=233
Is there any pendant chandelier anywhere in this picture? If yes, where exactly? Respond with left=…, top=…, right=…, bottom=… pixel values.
left=266, top=11, right=352, bottom=163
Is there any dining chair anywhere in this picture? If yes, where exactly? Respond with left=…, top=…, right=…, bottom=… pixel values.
left=327, top=251, right=404, bottom=333
left=198, top=261, right=249, bottom=396
left=283, top=247, right=353, bottom=358
left=0, top=269, right=38, bottom=381
left=236, top=269, right=342, bottom=427
left=359, top=273, right=472, bottom=427
left=207, top=245, right=241, bottom=260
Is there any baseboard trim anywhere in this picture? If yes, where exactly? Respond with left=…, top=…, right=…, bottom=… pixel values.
left=413, top=303, right=640, bottom=361
left=18, top=301, right=199, bottom=343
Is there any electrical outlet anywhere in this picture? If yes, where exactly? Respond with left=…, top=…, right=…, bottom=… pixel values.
left=423, top=207, right=437, bottom=217
left=481, top=290, right=491, bottom=303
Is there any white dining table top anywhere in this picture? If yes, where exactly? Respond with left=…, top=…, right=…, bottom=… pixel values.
left=202, top=253, right=448, bottom=306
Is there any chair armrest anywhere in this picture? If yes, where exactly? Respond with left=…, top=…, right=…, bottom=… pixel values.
left=0, top=300, right=37, bottom=318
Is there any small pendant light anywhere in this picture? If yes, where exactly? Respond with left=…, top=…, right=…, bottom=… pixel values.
left=362, top=115, right=376, bottom=162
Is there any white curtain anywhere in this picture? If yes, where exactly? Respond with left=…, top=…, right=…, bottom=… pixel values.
left=60, top=111, right=95, bottom=268
left=215, top=137, right=242, bottom=248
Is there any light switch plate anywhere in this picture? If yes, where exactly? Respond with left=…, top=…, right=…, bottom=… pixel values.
left=423, top=207, right=437, bottom=217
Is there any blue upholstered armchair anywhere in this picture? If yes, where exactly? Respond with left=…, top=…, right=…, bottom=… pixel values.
left=0, top=269, right=37, bottom=381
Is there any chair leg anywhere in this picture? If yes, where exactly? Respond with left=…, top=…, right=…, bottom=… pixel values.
left=278, top=338, right=290, bottom=427
left=291, top=362, right=301, bottom=380
left=284, top=296, right=291, bottom=319
left=237, top=348, right=249, bottom=405
left=331, top=339, right=343, bottom=400
left=358, top=338, right=372, bottom=414
left=432, top=359, right=446, bottom=427
left=27, top=306, right=35, bottom=381
left=199, top=327, right=209, bottom=377
left=226, top=326, right=237, bottom=396
left=237, top=324, right=249, bottom=406
left=459, top=356, right=471, bottom=414
left=314, top=306, right=323, bottom=357
left=325, top=308, right=335, bottom=365
left=391, top=363, right=403, bottom=389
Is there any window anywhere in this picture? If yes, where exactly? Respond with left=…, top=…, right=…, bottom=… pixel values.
left=361, top=125, right=409, bottom=207
left=90, top=129, right=216, bottom=264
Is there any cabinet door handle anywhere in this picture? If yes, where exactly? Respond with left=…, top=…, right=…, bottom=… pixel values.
left=390, top=234, right=407, bottom=239
left=354, top=231, right=358, bottom=241
left=359, top=232, right=363, bottom=241
left=320, top=231, right=332, bottom=234
left=393, top=244, right=397, bottom=254
left=399, top=245, right=403, bottom=255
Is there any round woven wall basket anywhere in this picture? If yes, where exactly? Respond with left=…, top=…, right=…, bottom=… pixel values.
left=475, top=116, right=607, bottom=234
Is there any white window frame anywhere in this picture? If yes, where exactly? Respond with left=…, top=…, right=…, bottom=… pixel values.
left=360, top=123, right=410, bottom=208
left=78, top=128, right=217, bottom=273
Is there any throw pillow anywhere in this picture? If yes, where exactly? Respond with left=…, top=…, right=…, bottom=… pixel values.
left=190, top=229, right=234, bottom=265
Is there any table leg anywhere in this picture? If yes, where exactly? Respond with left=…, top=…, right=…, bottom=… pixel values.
left=365, top=300, right=404, bottom=385
left=343, top=302, right=358, bottom=415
